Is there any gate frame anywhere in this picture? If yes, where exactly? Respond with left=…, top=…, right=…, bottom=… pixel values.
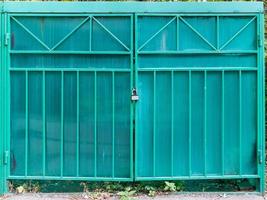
left=0, top=1, right=265, bottom=195
left=258, top=13, right=265, bottom=193
left=1, top=9, right=10, bottom=195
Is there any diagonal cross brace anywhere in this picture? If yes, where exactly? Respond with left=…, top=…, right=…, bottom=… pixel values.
left=219, top=16, right=256, bottom=50
left=180, top=17, right=217, bottom=51
left=93, top=17, right=130, bottom=51
left=11, top=16, right=51, bottom=51
left=12, top=16, right=91, bottom=52
left=138, top=16, right=176, bottom=52
left=50, top=16, right=91, bottom=51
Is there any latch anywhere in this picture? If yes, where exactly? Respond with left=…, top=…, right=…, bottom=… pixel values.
left=131, top=88, right=139, bottom=101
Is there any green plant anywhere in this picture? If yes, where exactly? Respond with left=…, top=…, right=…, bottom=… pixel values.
left=12, top=181, right=40, bottom=194
left=175, top=181, right=184, bottom=191
left=80, top=182, right=89, bottom=193
left=144, top=185, right=156, bottom=197
left=164, top=181, right=177, bottom=192
left=148, top=190, right=156, bottom=197
left=117, top=187, right=136, bottom=200
left=103, top=182, right=124, bottom=192
left=9, top=180, right=186, bottom=197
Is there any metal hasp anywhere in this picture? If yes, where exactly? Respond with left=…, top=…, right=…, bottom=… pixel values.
left=0, top=1, right=264, bottom=194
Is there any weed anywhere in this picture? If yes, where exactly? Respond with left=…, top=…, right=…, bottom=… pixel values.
left=117, top=187, right=136, bottom=200
left=9, top=180, right=185, bottom=198
left=164, top=181, right=176, bottom=192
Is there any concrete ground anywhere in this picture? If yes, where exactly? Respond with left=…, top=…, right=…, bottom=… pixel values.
left=0, top=193, right=266, bottom=200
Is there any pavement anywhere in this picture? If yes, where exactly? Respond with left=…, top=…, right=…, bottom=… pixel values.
left=0, top=193, right=266, bottom=200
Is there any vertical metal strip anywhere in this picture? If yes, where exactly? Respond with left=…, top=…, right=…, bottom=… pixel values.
left=76, top=71, right=79, bottom=177
left=171, top=70, right=174, bottom=177
left=259, top=13, right=265, bottom=193
left=255, top=14, right=261, bottom=191
left=176, top=16, right=179, bottom=51
left=25, top=71, right=28, bottom=177
left=239, top=70, right=242, bottom=175
left=3, top=12, right=8, bottom=190
left=256, top=14, right=265, bottom=192
left=188, top=71, right=192, bottom=176
left=0, top=13, right=3, bottom=193
left=42, top=71, right=46, bottom=176
left=153, top=70, right=156, bottom=177
left=6, top=13, right=11, bottom=183
left=1, top=14, right=4, bottom=188
left=112, top=71, right=115, bottom=178
left=204, top=71, right=207, bottom=176
left=216, top=16, right=219, bottom=50
left=2, top=13, right=10, bottom=189
left=0, top=12, right=4, bottom=193
left=130, top=14, right=134, bottom=180
left=94, top=71, right=97, bottom=177
left=221, top=71, right=225, bottom=176
left=134, top=14, right=138, bottom=179
left=256, top=14, right=261, bottom=191
left=60, top=71, right=64, bottom=177
left=262, top=13, right=266, bottom=194
left=89, top=16, right=92, bottom=51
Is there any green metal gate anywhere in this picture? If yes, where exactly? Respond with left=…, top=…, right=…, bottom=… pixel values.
left=9, top=14, right=133, bottom=180
left=0, top=2, right=265, bottom=194
left=135, top=13, right=263, bottom=179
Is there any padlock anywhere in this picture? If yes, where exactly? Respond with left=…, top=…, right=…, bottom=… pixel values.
left=131, top=88, right=139, bottom=101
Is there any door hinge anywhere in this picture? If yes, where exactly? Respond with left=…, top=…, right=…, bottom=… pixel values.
left=131, top=88, right=139, bottom=101
left=258, top=150, right=263, bottom=164
left=4, top=33, right=10, bottom=46
left=3, top=151, right=8, bottom=165
left=257, top=35, right=263, bottom=47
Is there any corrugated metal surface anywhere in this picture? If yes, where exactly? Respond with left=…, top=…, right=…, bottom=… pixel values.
left=134, top=13, right=264, bottom=191
left=8, top=14, right=133, bottom=180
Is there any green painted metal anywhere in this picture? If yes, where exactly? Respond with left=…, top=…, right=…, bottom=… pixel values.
left=0, top=11, right=4, bottom=195
left=1, top=9, right=10, bottom=194
left=2, top=2, right=263, bottom=13
left=134, top=11, right=265, bottom=193
left=0, top=2, right=264, bottom=194
left=8, top=13, right=133, bottom=181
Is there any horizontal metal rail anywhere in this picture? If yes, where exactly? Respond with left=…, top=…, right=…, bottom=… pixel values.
left=137, top=67, right=257, bottom=71
left=10, top=50, right=257, bottom=55
left=135, top=14, right=258, bottom=17
left=8, top=176, right=132, bottom=181
left=135, top=175, right=260, bottom=181
left=10, top=51, right=131, bottom=54
left=9, top=13, right=133, bottom=17
left=137, top=50, right=257, bottom=54
left=9, top=68, right=131, bottom=72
